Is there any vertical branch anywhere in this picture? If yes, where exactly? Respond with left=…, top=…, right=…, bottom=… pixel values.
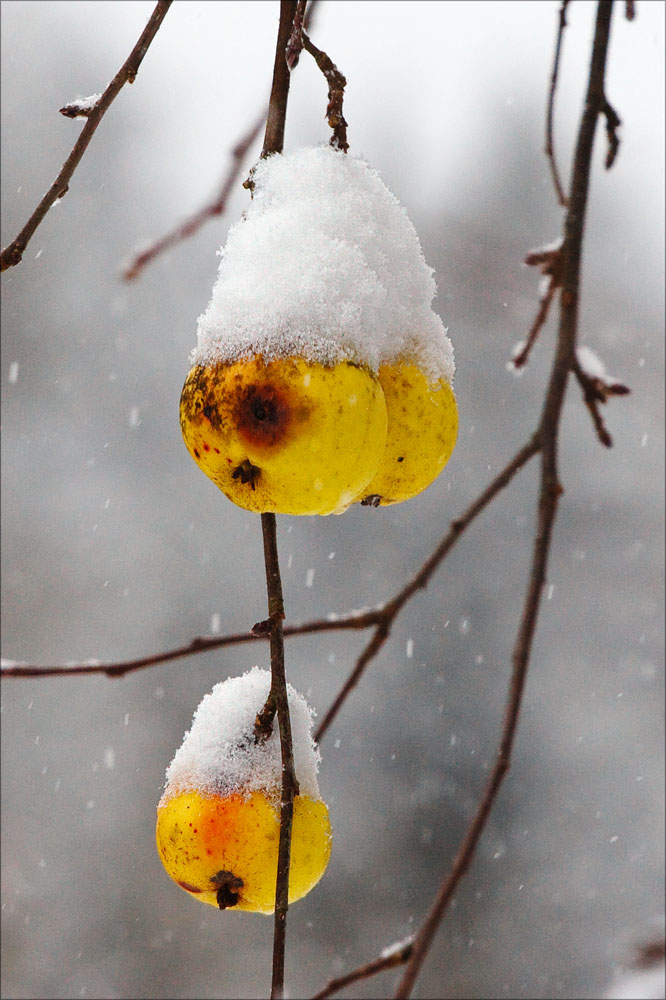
left=263, top=0, right=298, bottom=160
left=394, top=2, right=616, bottom=996
left=259, top=5, right=298, bottom=999
left=261, top=512, right=299, bottom=1000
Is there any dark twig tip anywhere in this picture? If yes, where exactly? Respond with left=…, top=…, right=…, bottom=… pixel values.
left=285, top=0, right=307, bottom=69
left=601, top=96, right=622, bottom=169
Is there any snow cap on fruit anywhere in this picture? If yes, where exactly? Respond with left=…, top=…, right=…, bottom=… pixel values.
left=160, top=667, right=321, bottom=807
left=193, top=146, right=455, bottom=384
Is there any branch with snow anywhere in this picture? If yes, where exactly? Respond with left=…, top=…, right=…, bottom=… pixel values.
left=0, top=0, right=172, bottom=272
left=572, top=345, right=630, bottom=447
left=514, top=240, right=629, bottom=446
left=511, top=239, right=564, bottom=369
left=59, top=93, right=103, bottom=118
left=311, top=937, right=414, bottom=1000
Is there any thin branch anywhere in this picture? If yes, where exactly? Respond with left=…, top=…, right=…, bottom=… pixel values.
left=261, top=513, right=298, bottom=1000
left=395, top=3, right=617, bottom=995
left=262, top=1, right=298, bottom=164
left=0, top=431, right=538, bottom=690
left=545, top=0, right=571, bottom=207
left=315, top=620, right=392, bottom=743
left=301, top=31, right=349, bottom=151
left=0, top=1, right=172, bottom=272
left=601, top=95, right=622, bottom=168
left=311, top=939, right=414, bottom=1000
left=0, top=610, right=383, bottom=679
left=122, top=112, right=266, bottom=281
left=259, top=6, right=299, bottom=998
left=286, top=0, right=308, bottom=69
left=314, top=433, right=540, bottom=743
left=571, top=352, right=630, bottom=447
left=2, top=437, right=539, bottom=696
left=122, top=0, right=320, bottom=280
left=512, top=243, right=563, bottom=369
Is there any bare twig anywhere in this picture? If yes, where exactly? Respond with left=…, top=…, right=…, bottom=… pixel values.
left=0, top=430, right=538, bottom=691
left=0, top=0, right=172, bottom=272
left=122, top=113, right=266, bottom=281
left=301, top=32, right=349, bottom=151
left=394, top=3, right=618, bottom=995
left=311, top=939, right=414, bottom=1000
left=512, top=243, right=563, bottom=368
left=262, top=1, right=298, bottom=166
left=315, top=434, right=540, bottom=743
left=601, top=95, right=622, bottom=168
left=0, top=610, right=383, bottom=679
left=122, top=0, right=320, bottom=280
left=286, top=0, right=308, bottom=69
left=261, top=513, right=298, bottom=1000
left=545, top=0, right=571, bottom=207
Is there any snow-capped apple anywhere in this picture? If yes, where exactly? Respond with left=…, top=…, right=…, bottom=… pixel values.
left=182, top=146, right=457, bottom=515
left=156, top=668, right=332, bottom=913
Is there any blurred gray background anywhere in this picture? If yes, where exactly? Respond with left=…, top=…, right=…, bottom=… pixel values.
left=1, top=2, right=664, bottom=998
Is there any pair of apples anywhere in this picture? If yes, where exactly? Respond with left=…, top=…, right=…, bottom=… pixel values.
left=180, top=351, right=458, bottom=515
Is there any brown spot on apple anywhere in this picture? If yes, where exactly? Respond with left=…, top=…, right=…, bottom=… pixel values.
left=235, top=381, right=292, bottom=447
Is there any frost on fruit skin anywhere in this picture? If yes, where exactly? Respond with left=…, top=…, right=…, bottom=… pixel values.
left=156, top=668, right=332, bottom=913
left=180, top=354, right=388, bottom=516
left=192, top=145, right=455, bottom=386
left=359, top=362, right=459, bottom=506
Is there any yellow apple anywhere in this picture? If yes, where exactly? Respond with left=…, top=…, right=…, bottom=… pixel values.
left=180, top=355, right=387, bottom=515
left=156, top=788, right=332, bottom=913
left=358, top=361, right=458, bottom=506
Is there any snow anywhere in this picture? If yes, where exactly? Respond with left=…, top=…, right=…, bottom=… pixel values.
left=161, top=667, right=322, bottom=806
left=61, top=93, right=102, bottom=117
left=380, top=935, right=414, bottom=959
left=577, top=344, right=607, bottom=379
left=192, top=146, right=455, bottom=384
